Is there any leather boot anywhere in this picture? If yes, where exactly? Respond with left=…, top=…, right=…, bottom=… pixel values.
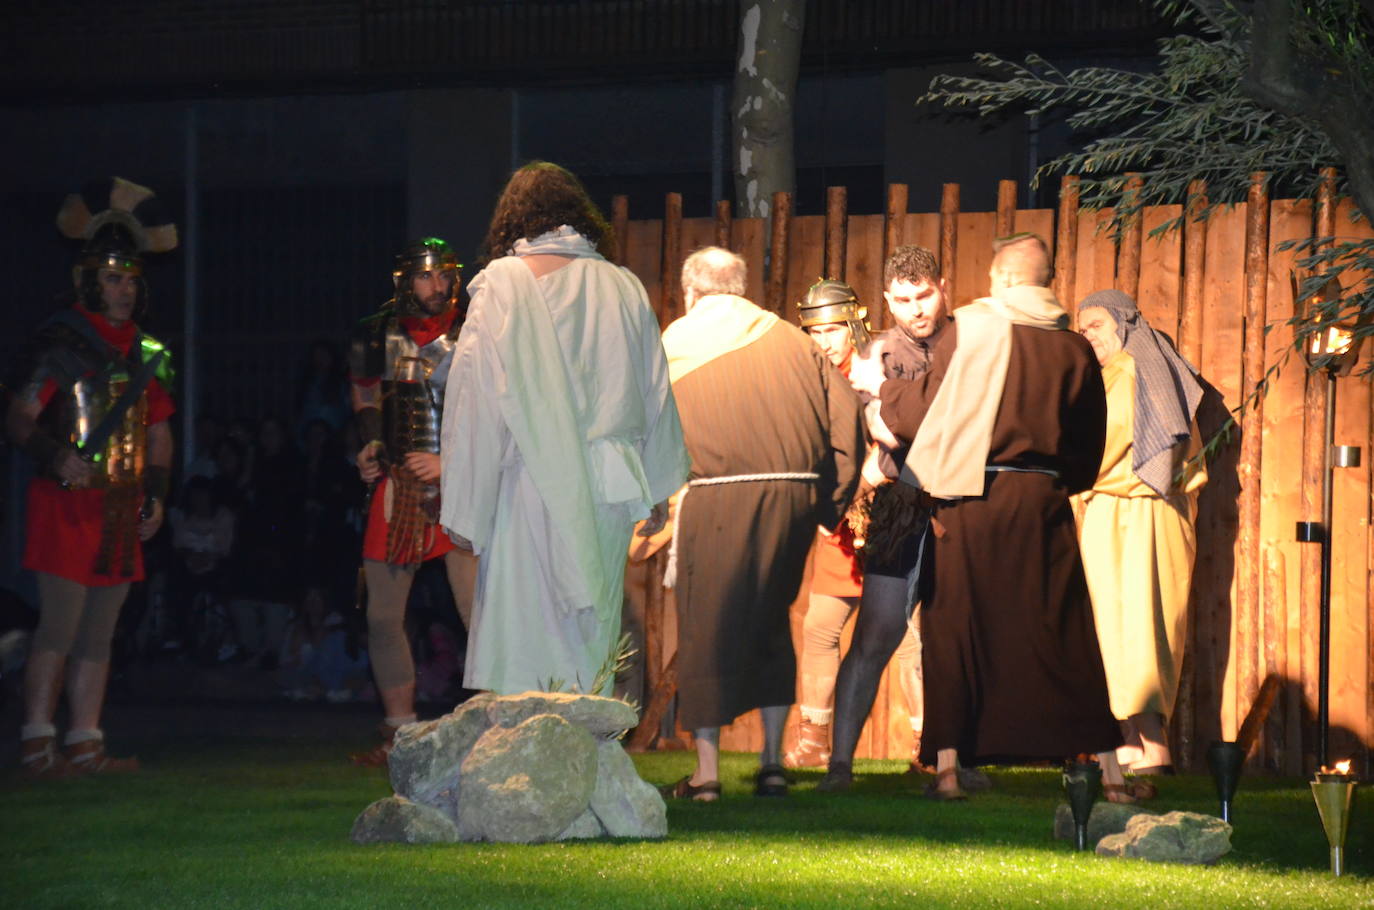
left=783, top=720, right=831, bottom=769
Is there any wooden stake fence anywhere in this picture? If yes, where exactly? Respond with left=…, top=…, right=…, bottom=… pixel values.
left=614, top=176, right=1374, bottom=774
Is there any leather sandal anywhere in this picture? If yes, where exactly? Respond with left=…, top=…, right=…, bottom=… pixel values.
left=662, top=776, right=721, bottom=802
left=65, top=739, right=140, bottom=774
left=20, top=736, right=82, bottom=780
left=754, top=763, right=789, bottom=798
left=1103, top=782, right=1146, bottom=804
left=923, top=767, right=967, bottom=801
left=349, top=723, right=399, bottom=767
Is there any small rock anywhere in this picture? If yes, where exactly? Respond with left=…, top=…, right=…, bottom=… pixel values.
left=389, top=694, right=495, bottom=816
left=1053, top=801, right=1152, bottom=845
left=350, top=796, right=460, bottom=845
left=459, top=713, right=598, bottom=843
left=588, top=739, right=668, bottom=838
left=1096, top=810, right=1232, bottom=864
left=556, top=808, right=607, bottom=841
left=487, top=691, right=639, bottom=737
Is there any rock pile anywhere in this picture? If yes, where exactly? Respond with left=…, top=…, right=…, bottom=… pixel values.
left=1053, top=803, right=1233, bottom=864
left=351, top=692, right=667, bottom=845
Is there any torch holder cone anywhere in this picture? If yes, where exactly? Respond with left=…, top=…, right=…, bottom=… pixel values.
left=1206, top=740, right=1244, bottom=823
left=1310, top=775, right=1356, bottom=876
left=1063, top=762, right=1102, bottom=851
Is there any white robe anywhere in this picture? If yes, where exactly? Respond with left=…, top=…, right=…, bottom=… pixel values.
left=439, top=247, right=689, bottom=695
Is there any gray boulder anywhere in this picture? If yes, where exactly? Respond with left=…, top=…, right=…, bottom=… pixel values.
left=389, top=694, right=495, bottom=816
left=458, top=713, right=598, bottom=843
left=1096, top=811, right=1233, bottom=864
left=556, top=808, right=607, bottom=841
left=351, top=796, right=461, bottom=845
left=1053, top=801, right=1153, bottom=845
left=487, top=691, right=639, bottom=737
left=588, top=739, right=668, bottom=838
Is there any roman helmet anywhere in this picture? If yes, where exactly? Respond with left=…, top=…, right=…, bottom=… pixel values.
left=392, top=236, right=463, bottom=316
left=797, top=278, right=870, bottom=350
left=56, top=177, right=178, bottom=317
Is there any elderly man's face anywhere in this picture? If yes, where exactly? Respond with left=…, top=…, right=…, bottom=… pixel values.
left=884, top=277, right=947, bottom=340
left=806, top=322, right=854, bottom=367
left=1078, top=306, right=1123, bottom=365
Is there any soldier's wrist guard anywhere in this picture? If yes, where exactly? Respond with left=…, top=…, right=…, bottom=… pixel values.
left=21, top=428, right=65, bottom=471
left=356, top=406, right=383, bottom=448
left=143, top=465, right=171, bottom=502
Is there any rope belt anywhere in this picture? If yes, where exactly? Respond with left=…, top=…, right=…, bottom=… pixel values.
left=664, top=471, right=821, bottom=588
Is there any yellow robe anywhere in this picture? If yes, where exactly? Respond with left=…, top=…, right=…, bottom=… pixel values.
left=1078, top=351, right=1206, bottom=719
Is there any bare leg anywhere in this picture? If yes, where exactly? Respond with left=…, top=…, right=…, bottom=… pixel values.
left=379, top=683, right=418, bottom=727
left=935, top=747, right=961, bottom=795
left=691, top=726, right=720, bottom=785
left=1098, top=749, right=1130, bottom=801
left=1115, top=716, right=1145, bottom=769
left=23, top=649, right=65, bottom=728
left=65, top=658, right=111, bottom=732
left=759, top=705, right=789, bottom=768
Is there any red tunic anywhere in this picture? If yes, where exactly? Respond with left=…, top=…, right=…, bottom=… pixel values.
left=22, top=308, right=175, bottom=587
left=357, top=308, right=458, bottom=565
left=809, top=350, right=863, bottom=597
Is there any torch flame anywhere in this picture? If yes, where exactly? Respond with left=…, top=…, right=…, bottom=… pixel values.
left=1335, top=760, right=1351, bottom=775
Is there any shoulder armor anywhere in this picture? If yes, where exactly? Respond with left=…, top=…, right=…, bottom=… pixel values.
left=137, top=332, right=176, bottom=394
left=350, top=306, right=393, bottom=380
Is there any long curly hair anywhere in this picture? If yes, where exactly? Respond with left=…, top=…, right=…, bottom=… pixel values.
left=478, top=161, right=614, bottom=266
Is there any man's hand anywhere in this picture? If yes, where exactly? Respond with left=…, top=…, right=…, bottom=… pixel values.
left=138, top=498, right=164, bottom=541
left=404, top=452, right=442, bottom=483
left=637, top=500, right=669, bottom=537
left=55, top=449, right=96, bottom=488
left=865, top=401, right=899, bottom=449
left=357, top=441, right=383, bottom=482
left=847, top=352, right=886, bottom=398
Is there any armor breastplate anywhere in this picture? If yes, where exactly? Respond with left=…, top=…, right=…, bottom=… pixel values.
left=381, top=322, right=456, bottom=457
left=47, top=369, right=148, bottom=488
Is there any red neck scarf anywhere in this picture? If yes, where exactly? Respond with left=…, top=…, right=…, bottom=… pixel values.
left=76, top=305, right=137, bottom=356
left=400, top=307, right=458, bottom=347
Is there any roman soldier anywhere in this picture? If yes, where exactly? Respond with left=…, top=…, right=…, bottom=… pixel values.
left=8, top=177, right=177, bottom=778
left=348, top=237, right=477, bottom=765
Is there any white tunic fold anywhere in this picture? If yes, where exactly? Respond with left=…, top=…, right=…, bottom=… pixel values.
left=439, top=248, right=689, bottom=695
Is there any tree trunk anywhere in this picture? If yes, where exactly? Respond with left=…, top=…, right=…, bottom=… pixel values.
left=731, top=0, right=805, bottom=220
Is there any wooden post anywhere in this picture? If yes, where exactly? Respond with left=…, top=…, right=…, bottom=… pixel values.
left=878, top=183, right=909, bottom=332
left=611, top=195, right=629, bottom=266
left=715, top=199, right=733, bottom=251
left=1117, top=174, right=1144, bottom=299
left=1263, top=545, right=1288, bottom=771
left=1178, top=180, right=1208, bottom=365
left=766, top=190, right=792, bottom=315
left=1299, top=169, right=1338, bottom=770
left=1054, top=176, right=1080, bottom=320
left=939, top=183, right=960, bottom=305
left=1236, top=172, right=1270, bottom=762
left=660, top=192, right=683, bottom=325
left=1172, top=179, right=1207, bottom=769
left=996, top=179, right=1017, bottom=238
left=824, top=186, right=848, bottom=280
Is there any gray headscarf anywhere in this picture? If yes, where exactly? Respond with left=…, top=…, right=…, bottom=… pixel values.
left=1078, top=289, right=1203, bottom=497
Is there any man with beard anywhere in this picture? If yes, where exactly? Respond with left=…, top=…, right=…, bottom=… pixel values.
left=8, top=178, right=177, bottom=777
left=819, top=246, right=952, bottom=788
left=348, top=237, right=478, bottom=765
left=846, top=233, right=1125, bottom=800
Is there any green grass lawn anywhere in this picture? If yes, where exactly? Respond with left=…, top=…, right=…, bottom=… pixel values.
left=2, top=725, right=1371, bottom=909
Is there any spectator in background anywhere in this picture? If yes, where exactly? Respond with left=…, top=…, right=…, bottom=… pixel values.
left=300, top=418, right=361, bottom=584
left=211, top=436, right=252, bottom=512
left=279, top=585, right=370, bottom=703
left=167, top=476, right=236, bottom=652
left=183, top=413, right=224, bottom=484
left=296, top=339, right=351, bottom=440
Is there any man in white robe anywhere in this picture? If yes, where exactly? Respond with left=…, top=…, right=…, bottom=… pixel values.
left=439, top=225, right=689, bottom=695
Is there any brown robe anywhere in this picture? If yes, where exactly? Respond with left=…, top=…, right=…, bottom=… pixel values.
left=672, top=321, right=864, bottom=730
left=881, top=321, right=1122, bottom=765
